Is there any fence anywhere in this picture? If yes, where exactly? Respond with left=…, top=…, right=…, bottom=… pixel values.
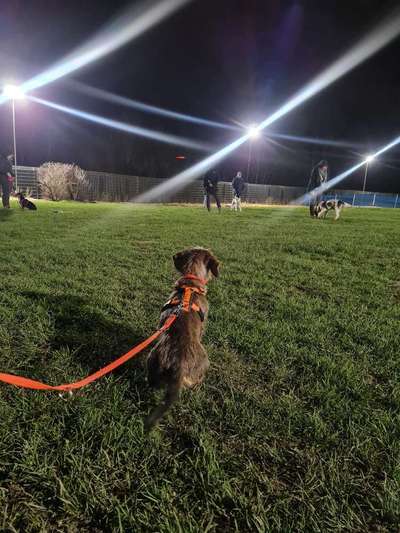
left=13, top=166, right=400, bottom=207
left=14, top=166, right=41, bottom=199
left=324, top=191, right=399, bottom=209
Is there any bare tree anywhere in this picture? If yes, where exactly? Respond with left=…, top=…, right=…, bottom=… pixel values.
left=38, top=162, right=88, bottom=201
left=67, top=165, right=89, bottom=200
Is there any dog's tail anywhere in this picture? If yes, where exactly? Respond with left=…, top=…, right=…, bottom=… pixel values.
left=145, top=380, right=181, bottom=432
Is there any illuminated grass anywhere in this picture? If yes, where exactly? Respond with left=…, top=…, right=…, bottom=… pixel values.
left=0, top=200, right=399, bottom=531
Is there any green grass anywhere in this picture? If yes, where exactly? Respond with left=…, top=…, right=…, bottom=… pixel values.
left=0, top=200, right=399, bottom=532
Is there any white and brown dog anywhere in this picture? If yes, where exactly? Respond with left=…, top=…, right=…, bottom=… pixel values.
left=316, top=200, right=350, bottom=220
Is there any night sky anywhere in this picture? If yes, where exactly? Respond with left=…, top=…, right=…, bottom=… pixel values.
left=0, top=0, right=399, bottom=192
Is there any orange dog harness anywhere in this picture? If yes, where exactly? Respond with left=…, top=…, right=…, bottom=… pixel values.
left=162, top=274, right=207, bottom=321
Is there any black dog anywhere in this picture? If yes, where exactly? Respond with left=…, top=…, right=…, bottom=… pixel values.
left=16, top=192, right=37, bottom=210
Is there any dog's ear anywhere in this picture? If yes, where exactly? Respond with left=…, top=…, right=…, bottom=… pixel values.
left=173, top=250, right=191, bottom=273
left=206, top=251, right=220, bottom=278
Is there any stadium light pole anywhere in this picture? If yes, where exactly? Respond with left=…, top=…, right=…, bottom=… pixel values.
left=3, top=85, right=25, bottom=189
left=246, top=124, right=260, bottom=180
left=362, top=154, right=374, bottom=192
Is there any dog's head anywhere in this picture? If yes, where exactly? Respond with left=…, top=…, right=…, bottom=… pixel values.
left=15, top=192, right=23, bottom=199
left=173, top=247, right=220, bottom=280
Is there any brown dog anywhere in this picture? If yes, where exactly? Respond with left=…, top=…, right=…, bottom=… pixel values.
left=145, top=247, right=219, bottom=430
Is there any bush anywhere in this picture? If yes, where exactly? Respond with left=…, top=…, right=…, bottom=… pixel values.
left=38, top=162, right=88, bottom=201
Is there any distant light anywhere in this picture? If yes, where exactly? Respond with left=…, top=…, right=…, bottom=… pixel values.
left=365, top=154, right=375, bottom=163
left=176, top=155, right=186, bottom=160
left=247, top=124, right=260, bottom=139
left=3, top=85, right=25, bottom=100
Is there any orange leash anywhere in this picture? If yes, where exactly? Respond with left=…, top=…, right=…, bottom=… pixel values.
left=0, top=314, right=177, bottom=392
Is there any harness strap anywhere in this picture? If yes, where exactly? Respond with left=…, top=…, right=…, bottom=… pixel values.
left=162, top=285, right=205, bottom=322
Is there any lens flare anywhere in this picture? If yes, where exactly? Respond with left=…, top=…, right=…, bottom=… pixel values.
left=131, top=8, right=400, bottom=203
left=0, top=0, right=192, bottom=105
left=30, top=96, right=214, bottom=152
left=69, top=81, right=237, bottom=131
left=267, top=132, right=362, bottom=150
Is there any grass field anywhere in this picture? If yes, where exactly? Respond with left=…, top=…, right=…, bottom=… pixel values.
left=0, top=200, right=399, bottom=532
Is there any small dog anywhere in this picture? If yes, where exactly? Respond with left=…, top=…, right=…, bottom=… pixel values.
left=145, top=247, right=219, bottom=430
left=231, top=194, right=242, bottom=212
left=316, top=199, right=349, bottom=220
left=16, top=192, right=37, bottom=210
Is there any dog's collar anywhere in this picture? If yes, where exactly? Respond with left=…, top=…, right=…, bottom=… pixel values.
left=181, top=274, right=208, bottom=286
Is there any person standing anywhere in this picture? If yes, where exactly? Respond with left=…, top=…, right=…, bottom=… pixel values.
left=203, top=169, right=221, bottom=212
left=0, top=153, right=13, bottom=209
left=308, top=160, right=328, bottom=217
left=6, top=154, right=15, bottom=196
left=231, top=171, right=245, bottom=211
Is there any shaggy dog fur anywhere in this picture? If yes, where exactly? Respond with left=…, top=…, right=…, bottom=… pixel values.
left=145, top=247, right=219, bottom=430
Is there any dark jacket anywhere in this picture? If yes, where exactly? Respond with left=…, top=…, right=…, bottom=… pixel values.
left=0, top=155, right=12, bottom=177
left=309, top=161, right=328, bottom=190
left=232, top=174, right=245, bottom=195
left=203, top=170, right=219, bottom=192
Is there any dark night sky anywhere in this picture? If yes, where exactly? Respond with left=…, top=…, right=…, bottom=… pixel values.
left=0, top=0, right=399, bottom=192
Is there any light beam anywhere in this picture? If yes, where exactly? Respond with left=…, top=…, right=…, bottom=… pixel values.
left=30, top=96, right=214, bottom=152
left=69, top=82, right=363, bottom=150
left=0, top=0, right=192, bottom=104
left=267, top=132, right=363, bottom=150
left=69, top=80, right=238, bottom=131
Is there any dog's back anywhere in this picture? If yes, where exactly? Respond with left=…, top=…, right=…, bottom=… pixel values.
left=148, top=296, right=209, bottom=387
left=145, top=248, right=219, bottom=430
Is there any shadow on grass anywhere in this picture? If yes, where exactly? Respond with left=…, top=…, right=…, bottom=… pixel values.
left=0, top=207, right=14, bottom=221
left=21, top=291, right=149, bottom=379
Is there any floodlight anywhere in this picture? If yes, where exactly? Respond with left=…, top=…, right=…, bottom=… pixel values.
left=365, top=154, right=374, bottom=163
left=3, top=85, right=25, bottom=100
left=247, top=124, right=260, bottom=139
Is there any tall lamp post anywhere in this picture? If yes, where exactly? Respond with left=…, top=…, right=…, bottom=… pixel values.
left=362, top=154, right=374, bottom=193
left=3, top=85, right=25, bottom=190
left=246, top=124, right=260, bottom=180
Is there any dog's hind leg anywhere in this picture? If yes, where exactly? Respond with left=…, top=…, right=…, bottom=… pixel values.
left=145, top=380, right=181, bottom=432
